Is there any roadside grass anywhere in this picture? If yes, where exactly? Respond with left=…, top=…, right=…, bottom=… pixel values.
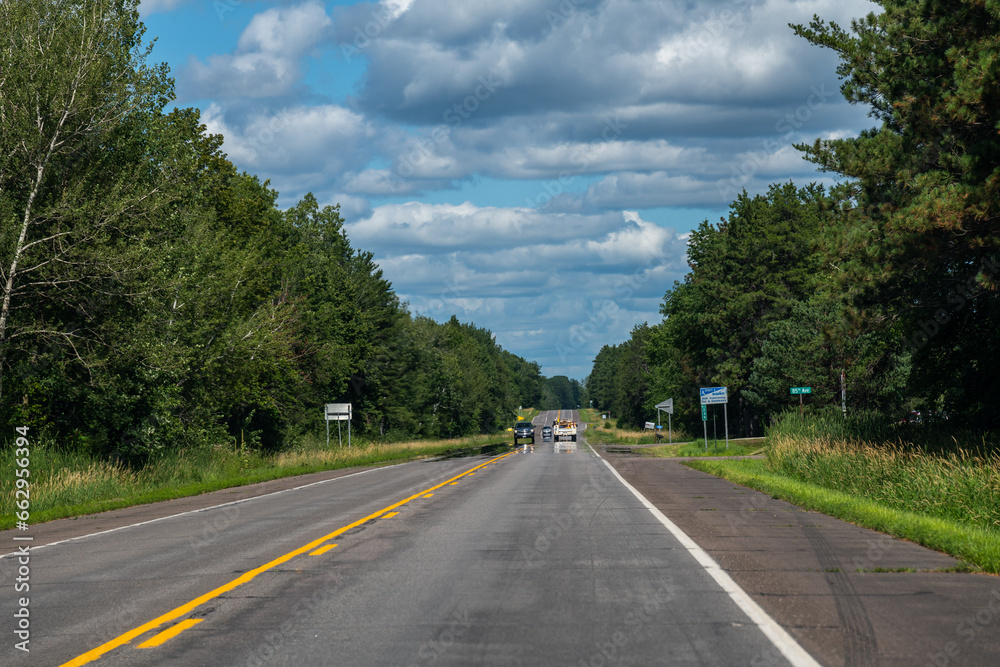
left=683, top=412, right=1000, bottom=573
left=684, top=457, right=1000, bottom=574
left=518, top=407, right=540, bottom=422
left=0, top=433, right=511, bottom=529
left=586, top=427, right=660, bottom=446
left=645, top=439, right=764, bottom=457
left=585, top=422, right=695, bottom=447
left=765, top=434, right=1000, bottom=533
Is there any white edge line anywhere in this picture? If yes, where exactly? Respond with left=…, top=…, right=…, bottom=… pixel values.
left=596, top=453, right=822, bottom=667
left=1, top=461, right=413, bottom=558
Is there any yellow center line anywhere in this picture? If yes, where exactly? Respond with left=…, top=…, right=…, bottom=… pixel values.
left=308, top=544, right=338, bottom=556
left=60, top=451, right=513, bottom=667
left=136, top=619, right=203, bottom=649
left=382, top=512, right=400, bottom=518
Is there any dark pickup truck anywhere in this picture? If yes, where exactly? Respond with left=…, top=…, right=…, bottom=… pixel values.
left=513, top=421, right=535, bottom=444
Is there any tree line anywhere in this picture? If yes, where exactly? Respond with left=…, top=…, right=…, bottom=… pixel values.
left=0, top=0, right=544, bottom=461
left=587, top=0, right=1000, bottom=437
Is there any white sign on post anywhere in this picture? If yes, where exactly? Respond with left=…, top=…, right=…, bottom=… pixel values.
left=325, top=403, right=351, bottom=420
left=655, top=398, right=674, bottom=414
left=324, top=403, right=352, bottom=448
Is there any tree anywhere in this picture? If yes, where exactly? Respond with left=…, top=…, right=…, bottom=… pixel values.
left=0, top=0, right=173, bottom=404
left=792, top=1, right=1000, bottom=427
left=658, top=183, right=833, bottom=434
left=612, top=324, right=652, bottom=429
left=586, top=344, right=622, bottom=413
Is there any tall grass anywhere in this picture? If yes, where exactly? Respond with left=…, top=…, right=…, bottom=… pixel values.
left=1, top=432, right=510, bottom=529
left=765, top=412, right=1000, bottom=533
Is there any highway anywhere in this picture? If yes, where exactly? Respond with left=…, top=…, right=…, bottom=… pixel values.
left=2, top=410, right=816, bottom=666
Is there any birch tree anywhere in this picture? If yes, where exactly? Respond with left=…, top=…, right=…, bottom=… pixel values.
left=0, top=0, right=172, bottom=401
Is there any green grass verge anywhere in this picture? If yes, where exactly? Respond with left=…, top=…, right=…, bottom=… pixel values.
left=684, top=458, right=1000, bottom=574
left=585, top=427, right=660, bottom=446
left=645, top=439, right=763, bottom=457
left=1, top=435, right=512, bottom=530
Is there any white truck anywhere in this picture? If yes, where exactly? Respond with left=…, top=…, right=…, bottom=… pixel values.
left=552, top=418, right=577, bottom=442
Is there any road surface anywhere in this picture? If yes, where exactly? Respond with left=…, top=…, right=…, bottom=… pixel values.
left=2, top=410, right=816, bottom=666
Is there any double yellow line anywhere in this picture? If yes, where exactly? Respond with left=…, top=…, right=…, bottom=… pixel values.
left=61, top=452, right=513, bottom=666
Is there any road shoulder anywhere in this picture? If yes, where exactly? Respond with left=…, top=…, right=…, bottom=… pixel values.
left=601, top=451, right=1000, bottom=667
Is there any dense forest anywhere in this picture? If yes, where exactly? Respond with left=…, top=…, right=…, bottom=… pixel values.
left=0, top=1, right=544, bottom=461
left=588, top=1, right=1000, bottom=437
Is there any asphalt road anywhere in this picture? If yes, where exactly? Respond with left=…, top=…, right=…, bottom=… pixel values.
left=2, top=410, right=816, bottom=666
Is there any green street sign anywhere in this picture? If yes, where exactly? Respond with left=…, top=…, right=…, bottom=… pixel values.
left=790, top=387, right=812, bottom=395
left=701, top=404, right=708, bottom=421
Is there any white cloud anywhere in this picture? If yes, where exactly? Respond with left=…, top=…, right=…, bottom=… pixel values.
left=149, top=0, right=885, bottom=375
left=179, top=1, right=332, bottom=100
left=347, top=203, right=689, bottom=375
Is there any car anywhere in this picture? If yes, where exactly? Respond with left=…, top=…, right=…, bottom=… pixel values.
left=541, top=426, right=553, bottom=441
left=513, top=421, right=535, bottom=444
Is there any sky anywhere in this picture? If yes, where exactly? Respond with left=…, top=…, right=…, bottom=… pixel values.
left=138, top=0, right=878, bottom=380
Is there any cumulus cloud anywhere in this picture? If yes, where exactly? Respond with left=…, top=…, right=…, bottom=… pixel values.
left=344, top=203, right=688, bottom=374
left=154, top=0, right=883, bottom=374
left=179, top=1, right=332, bottom=100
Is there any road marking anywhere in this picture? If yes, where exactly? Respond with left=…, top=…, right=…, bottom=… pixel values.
left=449, top=482, right=459, bottom=485
left=423, top=493, right=434, bottom=498
left=308, top=544, right=338, bottom=556
left=136, top=619, right=202, bottom=649
left=383, top=512, right=400, bottom=518
left=59, top=452, right=513, bottom=667
left=1, top=463, right=410, bottom=559
left=596, top=454, right=822, bottom=667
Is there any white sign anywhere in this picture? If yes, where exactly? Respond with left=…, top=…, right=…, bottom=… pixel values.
left=655, top=398, right=674, bottom=414
left=644, top=422, right=655, bottom=430
left=699, top=387, right=728, bottom=405
left=325, top=403, right=352, bottom=421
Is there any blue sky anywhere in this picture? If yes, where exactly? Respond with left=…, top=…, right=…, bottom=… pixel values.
left=138, top=0, right=877, bottom=380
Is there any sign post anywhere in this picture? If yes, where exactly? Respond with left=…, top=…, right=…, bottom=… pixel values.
left=790, top=387, right=812, bottom=416
left=325, top=403, right=352, bottom=448
left=655, top=399, right=674, bottom=444
left=700, top=404, right=708, bottom=451
left=700, top=387, right=728, bottom=450
left=841, top=370, right=847, bottom=419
